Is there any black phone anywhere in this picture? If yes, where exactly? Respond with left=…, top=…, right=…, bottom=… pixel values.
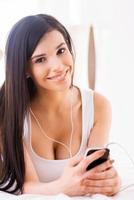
left=85, top=148, right=110, bottom=170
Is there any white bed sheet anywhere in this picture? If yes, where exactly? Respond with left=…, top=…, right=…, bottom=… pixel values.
left=0, top=184, right=134, bottom=200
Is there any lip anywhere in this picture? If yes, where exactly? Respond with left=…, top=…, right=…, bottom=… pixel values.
left=46, top=70, right=68, bottom=81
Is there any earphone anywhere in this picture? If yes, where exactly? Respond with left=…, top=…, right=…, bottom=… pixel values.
left=105, top=142, right=134, bottom=192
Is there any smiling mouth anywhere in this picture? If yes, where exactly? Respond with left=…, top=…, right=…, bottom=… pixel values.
left=46, top=70, right=68, bottom=81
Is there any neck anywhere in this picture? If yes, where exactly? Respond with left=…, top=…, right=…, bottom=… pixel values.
left=31, top=86, right=73, bottom=113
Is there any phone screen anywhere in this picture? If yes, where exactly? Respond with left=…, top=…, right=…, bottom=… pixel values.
left=86, top=148, right=110, bottom=170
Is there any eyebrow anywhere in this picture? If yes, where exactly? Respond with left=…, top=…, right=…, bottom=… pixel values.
left=31, top=42, right=66, bottom=60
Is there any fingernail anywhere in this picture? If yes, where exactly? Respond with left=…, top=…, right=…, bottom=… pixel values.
left=100, top=149, right=106, bottom=154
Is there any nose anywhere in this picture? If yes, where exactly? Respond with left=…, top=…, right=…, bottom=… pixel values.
left=48, top=56, right=65, bottom=72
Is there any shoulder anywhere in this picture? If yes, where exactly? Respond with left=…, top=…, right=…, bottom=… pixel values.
left=93, top=91, right=112, bottom=125
left=79, top=87, right=111, bottom=112
left=76, top=87, right=111, bottom=117
left=94, top=91, right=111, bottom=116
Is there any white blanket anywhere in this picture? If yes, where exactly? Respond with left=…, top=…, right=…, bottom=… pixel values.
left=0, top=186, right=134, bottom=200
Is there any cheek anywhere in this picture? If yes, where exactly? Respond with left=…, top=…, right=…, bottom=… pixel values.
left=64, top=54, right=74, bottom=67
left=30, top=67, right=48, bottom=81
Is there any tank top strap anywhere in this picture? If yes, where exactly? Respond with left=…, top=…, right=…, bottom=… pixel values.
left=23, top=112, right=31, bottom=144
left=80, top=87, right=94, bottom=143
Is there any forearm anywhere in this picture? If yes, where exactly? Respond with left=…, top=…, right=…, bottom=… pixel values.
left=23, top=179, right=62, bottom=195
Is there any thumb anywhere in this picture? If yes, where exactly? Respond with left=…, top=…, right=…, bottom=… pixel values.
left=68, top=155, right=83, bottom=167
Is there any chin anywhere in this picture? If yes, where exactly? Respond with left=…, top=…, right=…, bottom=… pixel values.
left=53, top=81, right=72, bottom=92
left=55, top=84, right=71, bottom=91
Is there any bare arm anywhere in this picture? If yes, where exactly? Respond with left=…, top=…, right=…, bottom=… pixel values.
left=88, top=92, right=112, bottom=147
left=86, top=92, right=121, bottom=196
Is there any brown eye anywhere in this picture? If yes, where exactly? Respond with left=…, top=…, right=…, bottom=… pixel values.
left=57, top=48, right=66, bottom=55
left=35, top=57, right=46, bottom=63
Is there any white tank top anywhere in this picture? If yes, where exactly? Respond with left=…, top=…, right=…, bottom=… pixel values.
left=23, top=88, right=94, bottom=182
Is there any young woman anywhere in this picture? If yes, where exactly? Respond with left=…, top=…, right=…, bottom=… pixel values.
left=0, top=14, right=120, bottom=196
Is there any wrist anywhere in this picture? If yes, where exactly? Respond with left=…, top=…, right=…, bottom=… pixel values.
left=47, top=178, right=64, bottom=195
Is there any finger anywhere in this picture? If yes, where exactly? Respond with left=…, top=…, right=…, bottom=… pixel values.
left=83, top=177, right=118, bottom=187
left=91, top=159, right=114, bottom=173
left=82, top=169, right=120, bottom=196
left=88, top=167, right=117, bottom=180
left=83, top=185, right=118, bottom=196
left=68, top=156, right=83, bottom=167
left=77, top=149, right=106, bottom=173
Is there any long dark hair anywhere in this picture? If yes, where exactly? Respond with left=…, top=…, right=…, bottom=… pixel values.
left=0, top=14, right=74, bottom=194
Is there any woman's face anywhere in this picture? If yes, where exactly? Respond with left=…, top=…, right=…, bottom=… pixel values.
left=29, top=30, right=73, bottom=92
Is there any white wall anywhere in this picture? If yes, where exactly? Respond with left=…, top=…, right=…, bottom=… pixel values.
left=81, top=0, right=134, bottom=159
left=0, top=0, right=134, bottom=160
left=0, top=0, right=41, bottom=85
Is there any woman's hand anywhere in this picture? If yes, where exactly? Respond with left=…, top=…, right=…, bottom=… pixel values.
left=82, top=159, right=121, bottom=196
left=58, top=149, right=106, bottom=196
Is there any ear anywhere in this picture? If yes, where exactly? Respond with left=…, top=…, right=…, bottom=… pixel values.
left=26, top=73, right=30, bottom=78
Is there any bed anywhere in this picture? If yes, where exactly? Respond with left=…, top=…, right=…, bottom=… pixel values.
left=0, top=175, right=134, bottom=200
